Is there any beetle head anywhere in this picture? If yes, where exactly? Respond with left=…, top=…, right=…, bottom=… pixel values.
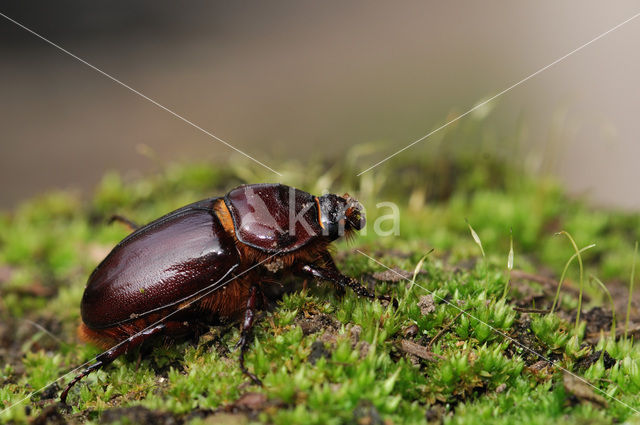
left=317, top=193, right=366, bottom=241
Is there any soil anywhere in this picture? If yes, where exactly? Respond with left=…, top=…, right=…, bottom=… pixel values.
left=353, top=400, right=384, bottom=425
left=575, top=350, right=615, bottom=371
left=99, top=406, right=180, bottom=425
left=31, top=404, right=68, bottom=425
left=296, top=312, right=339, bottom=336
left=505, top=315, right=560, bottom=366
left=605, top=279, right=640, bottom=329
left=579, top=307, right=613, bottom=337
left=308, top=341, right=332, bottom=364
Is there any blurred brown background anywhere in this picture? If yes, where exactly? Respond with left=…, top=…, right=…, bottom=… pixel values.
left=1, top=1, right=639, bottom=209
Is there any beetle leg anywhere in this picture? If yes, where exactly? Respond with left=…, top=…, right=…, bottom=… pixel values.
left=108, top=214, right=139, bottom=231
left=60, top=322, right=168, bottom=403
left=236, top=285, right=263, bottom=386
left=299, top=262, right=374, bottom=298
left=298, top=252, right=393, bottom=304
left=311, top=261, right=346, bottom=297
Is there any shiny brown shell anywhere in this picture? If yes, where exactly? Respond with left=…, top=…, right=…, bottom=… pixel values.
left=80, top=199, right=240, bottom=329
left=224, top=184, right=323, bottom=253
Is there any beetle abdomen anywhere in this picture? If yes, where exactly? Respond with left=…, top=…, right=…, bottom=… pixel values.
left=81, top=199, right=240, bottom=329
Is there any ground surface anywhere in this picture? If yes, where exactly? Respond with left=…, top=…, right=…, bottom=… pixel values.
left=2, top=155, right=640, bottom=424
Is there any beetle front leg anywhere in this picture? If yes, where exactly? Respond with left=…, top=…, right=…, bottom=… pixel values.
left=236, top=285, right=263, bottom=386
left=299, top=263, right=375, bottom=298
left=295, top=252, right=377, bottom=299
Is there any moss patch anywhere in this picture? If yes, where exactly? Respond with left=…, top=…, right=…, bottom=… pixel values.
left=1, top=156, right=640, bottom=424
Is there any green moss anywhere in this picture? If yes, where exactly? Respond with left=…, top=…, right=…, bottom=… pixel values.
left=1, top=155, right=640, bottom=424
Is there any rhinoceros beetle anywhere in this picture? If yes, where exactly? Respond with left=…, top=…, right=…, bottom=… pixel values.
left=61, top=183, right=385, bottom=402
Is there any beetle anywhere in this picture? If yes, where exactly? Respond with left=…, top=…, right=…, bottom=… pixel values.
left=60, top=183, right=384, bottom=402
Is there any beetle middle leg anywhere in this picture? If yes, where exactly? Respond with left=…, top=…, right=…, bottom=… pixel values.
left=235, top=284, right=263, bottom=386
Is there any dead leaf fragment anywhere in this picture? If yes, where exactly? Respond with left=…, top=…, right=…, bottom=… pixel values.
left=372, top=268, right=412, bottom=282
left=399, top=340, right=441, bottom=362
left=349, top=324, right=362, bottom=346
left=563, top=372, right=607, bottom=408
left=418, top=295, right=435, bottom=316
left=233, top=392, right=268, bottom=411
